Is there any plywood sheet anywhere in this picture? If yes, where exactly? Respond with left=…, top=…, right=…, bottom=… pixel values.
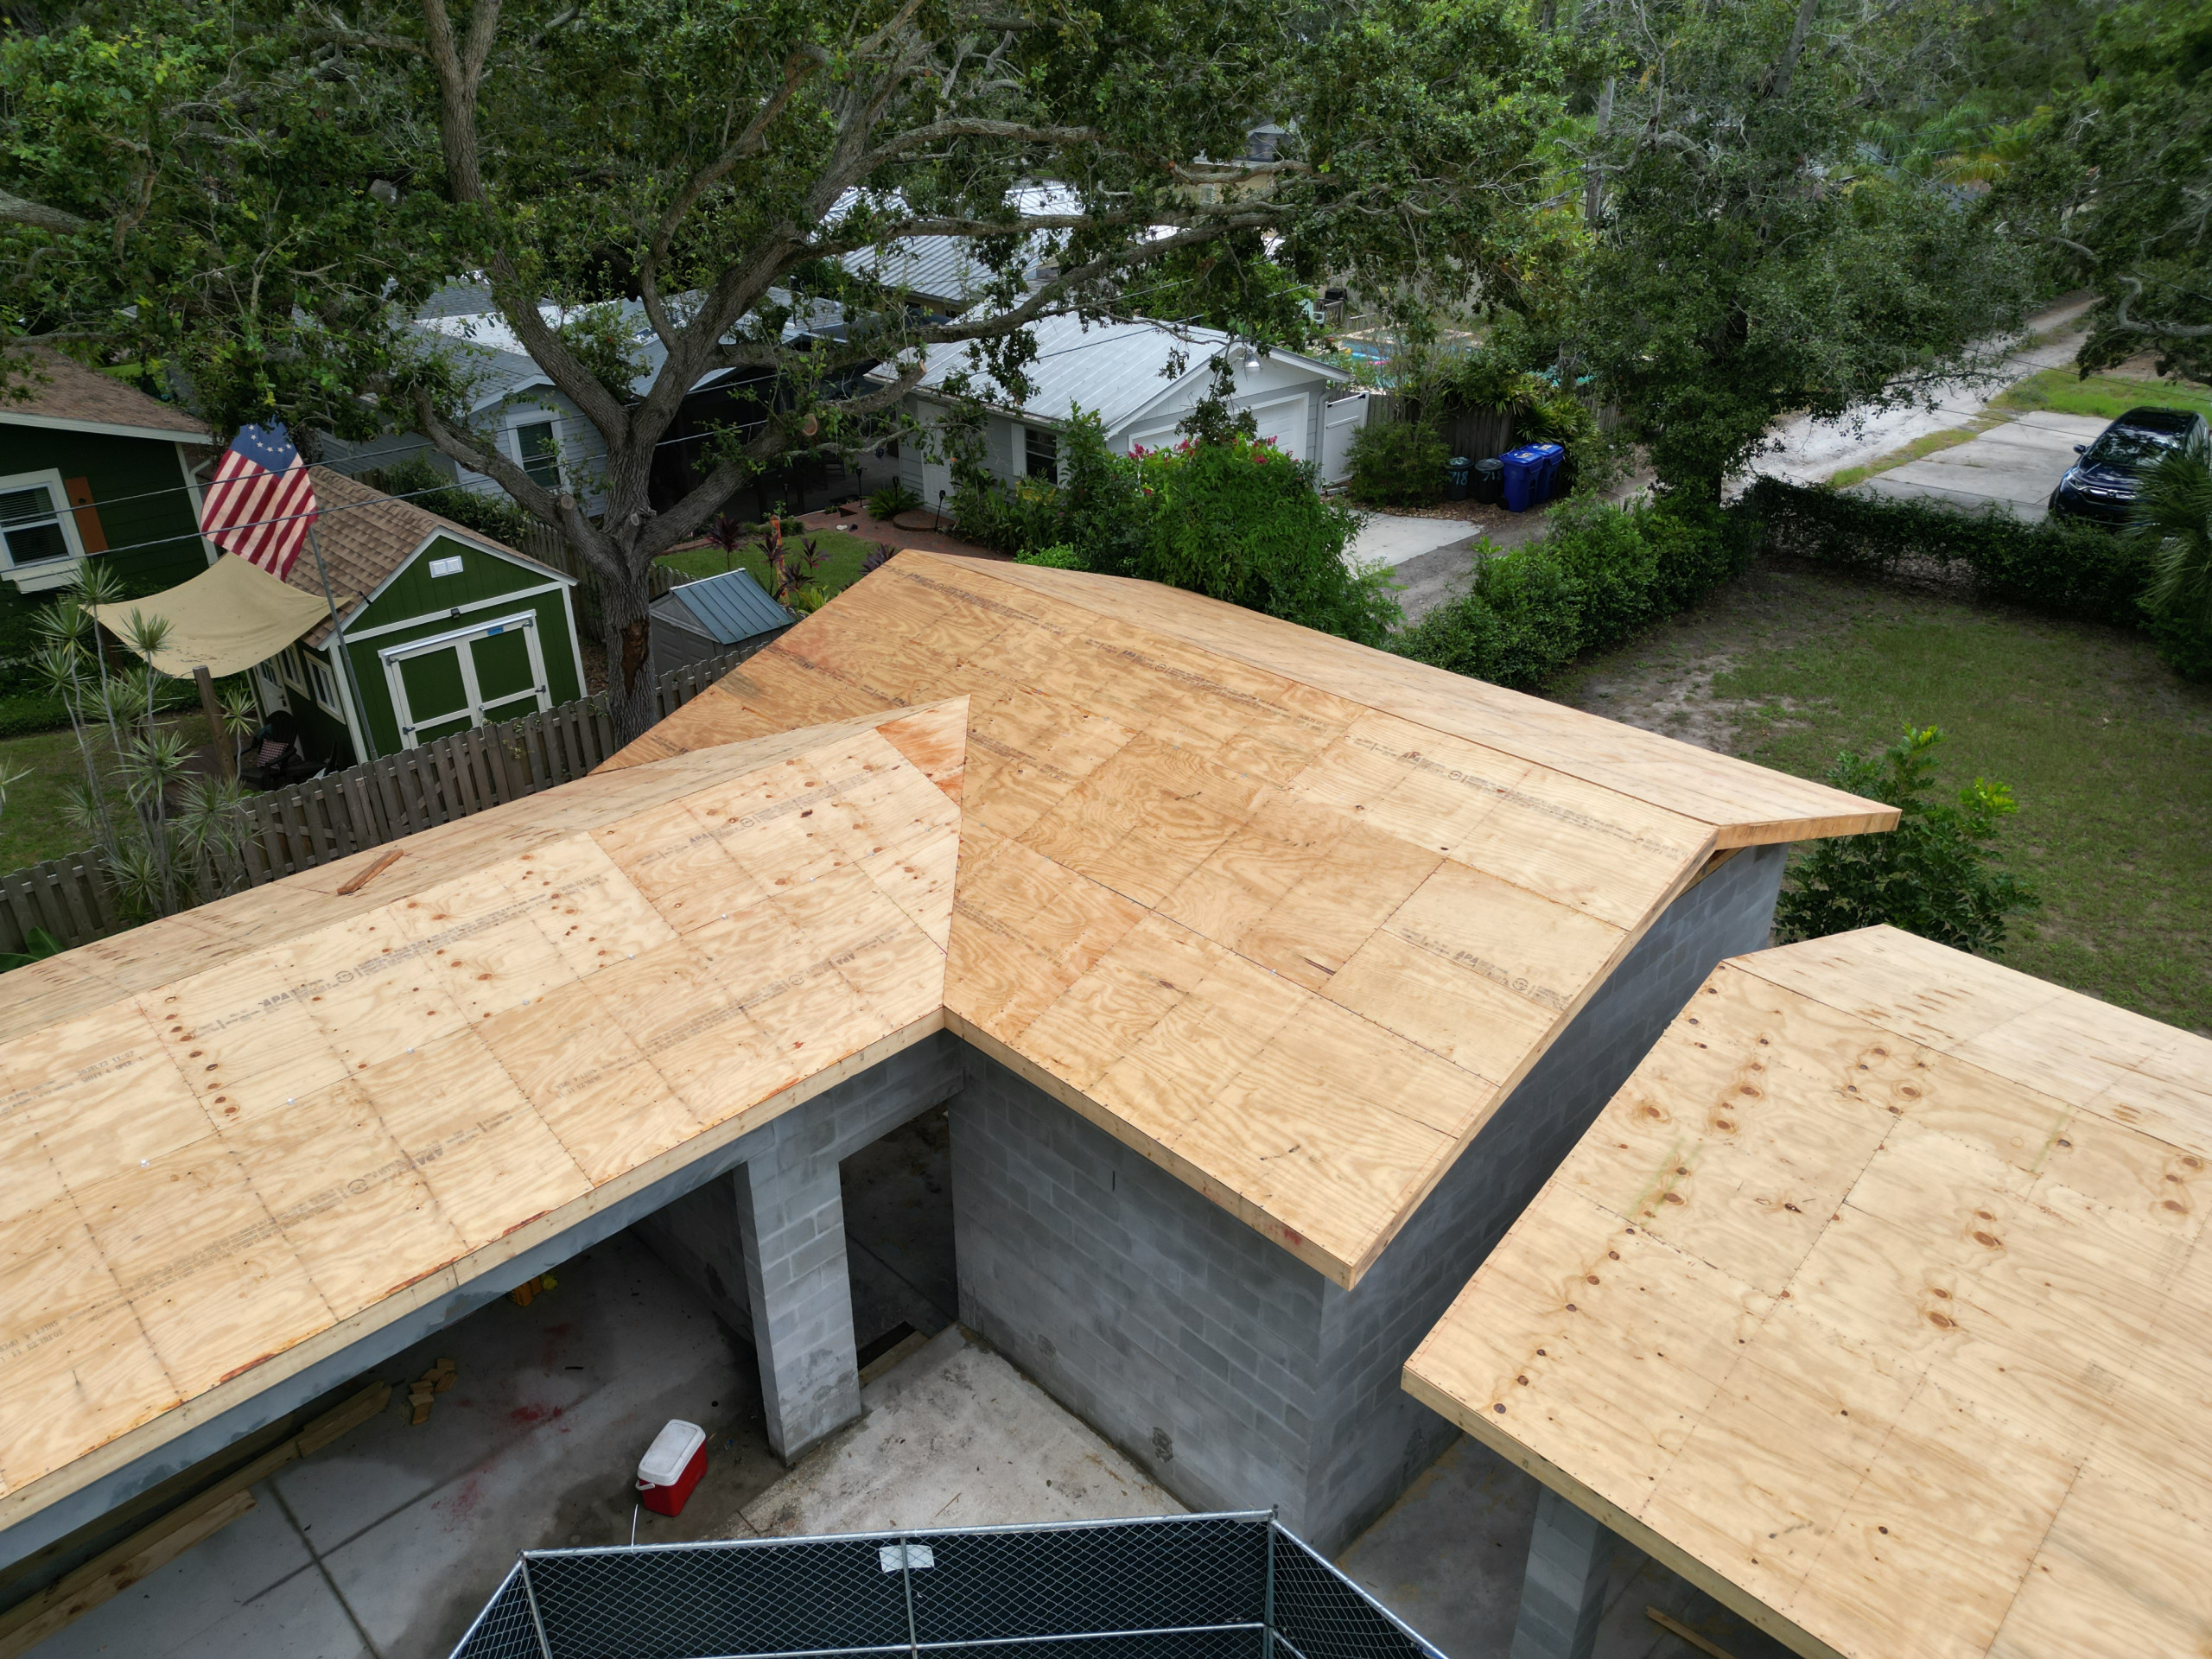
left=0, top=702, right=965, bottom=1529
left=607, top=551, right=1885, bottom=1287
left=1407, top=925, right=2212, bottom=1659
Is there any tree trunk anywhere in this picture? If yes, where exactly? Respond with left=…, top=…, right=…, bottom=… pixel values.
left=599, top=559, right=660, bottom=749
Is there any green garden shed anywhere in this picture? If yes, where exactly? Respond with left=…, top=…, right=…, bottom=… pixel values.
left=0, top=347, right=217, bottom=654
left=259, top=467, right=587, bottom=765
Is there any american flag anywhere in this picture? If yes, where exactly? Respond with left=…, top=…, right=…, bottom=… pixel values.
left=200, top=423, right=319, bottom=580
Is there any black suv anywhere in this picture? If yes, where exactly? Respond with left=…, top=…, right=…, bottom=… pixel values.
left=2049, top=405, right=2209, bottom=524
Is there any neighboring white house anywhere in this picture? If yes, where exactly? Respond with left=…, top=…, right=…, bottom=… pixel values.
left=875, top=315, right=1370, bottom=511
left=321, top=284, right=847, bottom=514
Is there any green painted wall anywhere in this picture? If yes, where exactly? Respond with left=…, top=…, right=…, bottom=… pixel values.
left=0, top=425, right=207, bottom=727
left=335, top=532, right=581, bottom=756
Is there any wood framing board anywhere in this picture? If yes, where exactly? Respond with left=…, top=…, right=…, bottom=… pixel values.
left=0, top=702, right=965, bottom=1535
left=1404, top=925, right=2212, bottom=1659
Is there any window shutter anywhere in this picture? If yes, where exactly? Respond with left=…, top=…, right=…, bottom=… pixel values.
left=63, top=478, right=106, bottom=553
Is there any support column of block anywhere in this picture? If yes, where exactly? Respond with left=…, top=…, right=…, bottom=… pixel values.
left=734, top=1128, right=863, bottom=1462
left=1508, top=1486, right=1619, bottom=1659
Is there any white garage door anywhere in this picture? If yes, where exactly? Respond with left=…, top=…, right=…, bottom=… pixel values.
left=1124, top=393, right=1312, bottom=461
left=1246, top=394, right=1309, bottom=461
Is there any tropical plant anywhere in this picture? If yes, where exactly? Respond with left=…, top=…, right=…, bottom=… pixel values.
left=2132, top=431, right=2212, bottom=677
left=866, top=482, right=924, bottom=521
left=1773, top=726, right=2038, bottom=955
left=702, top=514, right=752, bottom=572
left=0, top=926, right=65, bottom=974
left=32, top=568, right=251, bottom=920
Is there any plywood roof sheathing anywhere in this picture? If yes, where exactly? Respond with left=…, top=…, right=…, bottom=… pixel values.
left=1405, top=924, right=2212, bottom=1659
left=1, top=553, right=1891, bottom=1541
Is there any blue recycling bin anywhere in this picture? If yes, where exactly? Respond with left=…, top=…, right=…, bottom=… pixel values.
left=1500, top=444, right=1548, bottom=512
left=1529, top=442, right=1564, bottom=504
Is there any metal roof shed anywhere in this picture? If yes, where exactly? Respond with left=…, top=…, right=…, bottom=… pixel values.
left=1406, top=924, right=2212, bottom=1659
left=649, top=566, right=794, bottom=669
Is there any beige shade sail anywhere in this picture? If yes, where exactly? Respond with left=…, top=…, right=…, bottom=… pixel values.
left=89, top=554, right=341, bottom=677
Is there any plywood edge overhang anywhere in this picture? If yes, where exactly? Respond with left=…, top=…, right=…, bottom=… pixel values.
left=0, top=701, right=969, bottom=1536
left=0, top=1016, right=943, bottom=1541
left=1404, top=925, right=2212, bottom=1659
left=944, top=556, right=1899, bottom=849
left=599, top=551, right=1898, bottom=852
left=1397, top=1363, right=1847, bottom=1659
left=949, top=822, right=1725, bottom=1287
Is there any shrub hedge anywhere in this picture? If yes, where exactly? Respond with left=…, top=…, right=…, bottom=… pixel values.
left=1344, top=417, right=1450, bottom=506
left=1393, top=494, right=1758, bottom=689
left=1739, top=478, right=2153, bottom=625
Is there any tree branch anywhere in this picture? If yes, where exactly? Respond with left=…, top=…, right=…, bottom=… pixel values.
left=0, top=188, right=90, bottom=234
left=2113, top=276, right=2212, bottom=340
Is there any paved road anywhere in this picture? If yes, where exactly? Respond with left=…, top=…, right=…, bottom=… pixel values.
left=1758, top=295, right=2096, bottom=490
left=1860, top=409, right=2108, bottom=523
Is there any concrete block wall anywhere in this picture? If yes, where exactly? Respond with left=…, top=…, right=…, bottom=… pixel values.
left=1300, top=843, right=1789, bottom=1545
left=950, top=845, right=1787, bottom=1552
left=636, top=1030, right=964, bottom=1456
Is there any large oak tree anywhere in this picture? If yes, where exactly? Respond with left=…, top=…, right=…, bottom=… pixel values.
left=3, top=0, right=1555, bottom=741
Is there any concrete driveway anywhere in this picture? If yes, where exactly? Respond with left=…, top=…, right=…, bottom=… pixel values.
left=1854, top=409, right=2108, bottom=523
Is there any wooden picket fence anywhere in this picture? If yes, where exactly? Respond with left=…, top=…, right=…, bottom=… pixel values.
left=0, top=650, right=747, bottom=959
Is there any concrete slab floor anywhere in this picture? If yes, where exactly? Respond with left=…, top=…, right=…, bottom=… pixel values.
left=36, top=1231, right=785, bottom=1659
left=735, top=1327, right=1183, bottom=1539
left=1337, top=1436, right=1797, bottom=1659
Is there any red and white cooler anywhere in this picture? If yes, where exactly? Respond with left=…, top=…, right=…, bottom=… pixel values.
left=636, top=1419, right=708, bottom=1517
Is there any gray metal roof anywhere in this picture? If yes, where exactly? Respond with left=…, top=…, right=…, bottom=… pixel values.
left=652, top=567, right=794, bottom=645
left=884, top=314, right=1351, bottom=432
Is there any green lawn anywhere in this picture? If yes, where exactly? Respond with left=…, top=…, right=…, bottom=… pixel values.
left=1995, top=367, right=2212, bottom=423
left=0, top=710, right=226, bottom=873
left=0, top=727, right=100, bottom=870
left=657, top=529, right=874, bottom=600
left=1557, top=562, right=2212, bottom=1034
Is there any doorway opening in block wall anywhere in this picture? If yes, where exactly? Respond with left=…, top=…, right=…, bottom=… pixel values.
left=842, top=1103, right=957, bottom=1380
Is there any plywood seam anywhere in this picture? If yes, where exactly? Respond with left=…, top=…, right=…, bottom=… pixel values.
left=1729, top=956, right=2212, bottom=1160
left=945, top=557, right=1893, bottom=842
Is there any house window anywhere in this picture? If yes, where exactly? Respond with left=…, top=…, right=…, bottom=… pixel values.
left=1025, top=427, right=1058, bottom=484
left=514, top=419, right=561, bottom=489
left=0, top=471, right=81, bottom=571
left=276, top=645, right=308, bottom=689
left=307, top=652, right=342, bottom=714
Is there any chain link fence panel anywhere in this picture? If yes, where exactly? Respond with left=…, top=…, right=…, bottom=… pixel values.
left=450, top=1513, right=1445, bottom=1659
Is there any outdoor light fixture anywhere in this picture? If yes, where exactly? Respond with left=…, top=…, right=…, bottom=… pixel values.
left=1243, top=343, right=1262, bottom=372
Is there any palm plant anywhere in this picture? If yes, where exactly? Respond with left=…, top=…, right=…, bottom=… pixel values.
left=2131, top=432, right=2212, bottom=680
left=33, top=569, right=251, bottom=919
left=2135, top=431, right=2212, bottom=629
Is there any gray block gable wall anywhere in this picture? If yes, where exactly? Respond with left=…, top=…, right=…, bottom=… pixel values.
left=950, top=843, right=1787, bottom=1553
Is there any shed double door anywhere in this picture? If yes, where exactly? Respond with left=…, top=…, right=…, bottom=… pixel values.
left=382, top=613, right=551, bottom=747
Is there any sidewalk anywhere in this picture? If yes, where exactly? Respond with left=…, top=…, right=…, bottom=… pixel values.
left=1757, top=294, right=2095, bottom=489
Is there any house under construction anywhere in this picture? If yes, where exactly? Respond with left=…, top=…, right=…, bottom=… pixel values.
left=0, top=552, right=1894, bottom=1641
